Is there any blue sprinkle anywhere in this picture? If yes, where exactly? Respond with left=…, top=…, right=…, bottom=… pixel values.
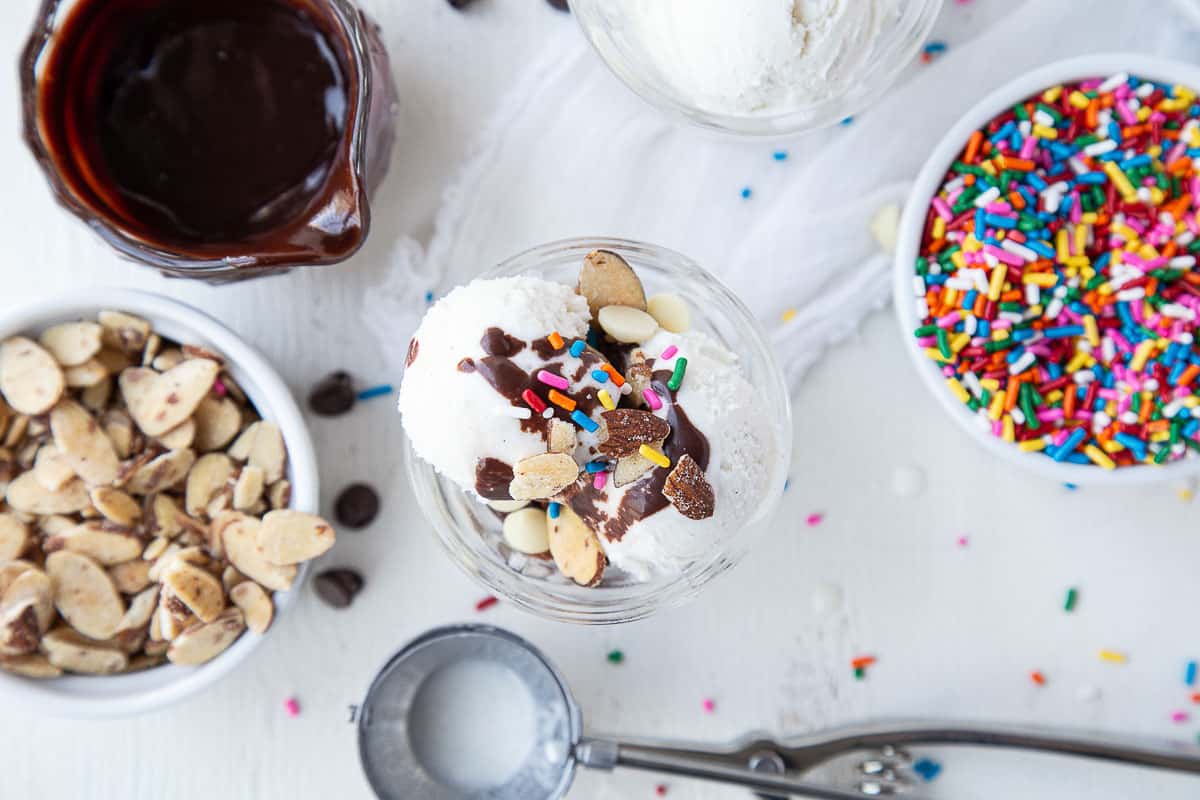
left=585, top=461, right=608, bottom=474
left=840, top=116, right=854, bottom=126
left=569, top=340, right=586, bottom=357
left=356, top=384, right=394, bottom=401
left=548, top=502, right=561, bottom=520
left=1187, top=660, right=1198, bottom=687
left=741, top=187, right=753, bottom=199
left=922, top=41, right=947, bottom=54
left=424, top=290, right=434, bottom=304
left=1064, top=483, right=1078, bottom=491
left=571, top=410, right=599, bottom=433
left=773, top=150, right=789, bottom=161
left=591, top=369, right=609, bottom=383
left=783, top=478, right=791, bottom=492
left=913, top=758, right=942, bottom=782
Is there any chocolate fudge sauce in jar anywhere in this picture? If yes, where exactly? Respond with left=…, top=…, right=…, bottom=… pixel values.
left=20, top=0, right=397, bottom=279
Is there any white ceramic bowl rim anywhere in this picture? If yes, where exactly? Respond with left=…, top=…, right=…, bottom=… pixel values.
left=0, top=288, right=318, bottom=717
left=894, top=53, right=1200, bottom=487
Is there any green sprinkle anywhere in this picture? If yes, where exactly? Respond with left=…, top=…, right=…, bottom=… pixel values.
left=936, top=329, right=952, bottom=359
left=853, top=667, right=865, bottom=681
left=667, top=357, right=688, bottom=392
left=1064, top=587, right=1078, bottom=612
left=606, top=650, right=624, bottom=665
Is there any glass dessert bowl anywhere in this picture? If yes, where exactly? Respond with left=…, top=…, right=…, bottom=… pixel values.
left=569, top=0, right=942, bottom=137
left=404, top=239, right=791, bottom=624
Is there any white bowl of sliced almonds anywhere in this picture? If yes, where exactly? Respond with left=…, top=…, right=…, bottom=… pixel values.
left=0, top=288, right=331, bottom=717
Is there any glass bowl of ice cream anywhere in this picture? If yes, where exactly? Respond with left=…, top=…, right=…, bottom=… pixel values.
left=400, top=239, right=791, bottom=624
left=569, top=0, right=942, bottom=137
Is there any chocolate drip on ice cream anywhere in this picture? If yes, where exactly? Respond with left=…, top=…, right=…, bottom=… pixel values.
left=474, top=458, right=515, bottom=500
left=480, top=328, right=525, bottom=358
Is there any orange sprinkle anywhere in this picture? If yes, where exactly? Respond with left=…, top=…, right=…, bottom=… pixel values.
left=1086, top=99, right=1099, bottom=130
left=547, top=331, right=565, bottom=350
left=601, top=364, right=626, bottom=387
left=1178, top=365, right=1200, bottom=387
left=964, top=130, right=984, bottom=164
left=998, top=156, right=1035, bottom=172
left=548, top=389, right=576, bottom=412
left=1191, top=693, right=1200, bottom=704
left=963, top=173, right=977, bottom=187
left=1063, top=387, right=1077, bottom=419
left=1005, top=377, right=1021, bottom=412
left=851, top=656, right=877, bottom=670
left=1030, top=671, right=1047, bottom=687
left=1008, top=191, right=1027, bottom=211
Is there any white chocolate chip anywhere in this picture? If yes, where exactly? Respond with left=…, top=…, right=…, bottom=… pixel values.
left=597, top=305, right=659, bottom=344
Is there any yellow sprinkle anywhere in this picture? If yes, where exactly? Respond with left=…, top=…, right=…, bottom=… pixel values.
left=932, top=216, right=946, bottom=240
left=1101, top=438, right=1123, bottom=454
left=991, top=329, right=1010, bottom=342
left=1043, top=86, right=1064, bottom=103
left=924, top=347, right=949, bottom=363
left=980, top=161, right=996, bottom=176
left=1083, top=315, right=1100, bottom=347
left=1151, top=431, right=1171, bottom=443
left=1085, top=445, right=1116, bottom=470
left=987, top=264, right=1006, bottom=301
left=1033, top=124, right=1058, bottom=140
left=950, top=332, right=971, bottom=354
left=1079, top=212, right=1098, bottom=224
left=1136, top=105, right=1152, bottom=122
left=946, top=378, right=971, bottom=404
left=1045, top=390, right=1063, bottom=404
left=950, top=250, right=967, bottom=270
left=598, top=389, right=616, bottom=411
left=980, top=378, right=1000, bottom=392
left=1073, top=224, right=1088, bottom=255
left=781, top=308, right=797, bottom=323
left=988, top=390, right=1007, bottom=421
left=1001, top=416, right=1015, bottom=443
left=1023, top=273, right=1057, bottom=288
left=639, top=444, right=670, bottom=469
left=1065, top=352, right=1090, bottom=373
left=1068, top=90, right=1090, bottom=109
left=1104, top=161, right=1138, bottom=202
left=1130, top=341, right=1155, bottom=372
left=1055, top=229, right=1070, bottom=262
left=1099, top=649, right=1128, bottom=664
left=1019, top=438, right=1047, bottom=452
left=1178, top=487, right=1195, bottom=503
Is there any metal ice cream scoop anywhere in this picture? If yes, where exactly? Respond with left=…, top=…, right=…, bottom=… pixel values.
left=356, top=625, right=1200, bottom=799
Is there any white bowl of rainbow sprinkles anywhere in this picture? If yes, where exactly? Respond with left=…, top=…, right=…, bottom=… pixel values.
left=895, top=54, right=1200, bottom=486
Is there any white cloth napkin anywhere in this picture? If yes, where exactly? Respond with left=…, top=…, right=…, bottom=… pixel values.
left=367, top=0, right=1198, bottom=391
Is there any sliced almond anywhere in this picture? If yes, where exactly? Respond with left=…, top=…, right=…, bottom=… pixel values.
left=63, top=359, right=108, bottom=388
left=100, top=409, right=136, bottom=459
left=39, top=322, right=103, bottom=367
left=125, top=449, right=196, bottom=495
left=161, top=560, right=224, bottom=623
left=205, top=487, right=232, bottom=518
left=156, top=418, right=195, bottom=450
left=151, top=349, right=183, bottom=372
left=0, top=513, right=29, bottom=561
left=599, top=409, right=671, bottom=458
left=612, top=442, right=662, bottom=488
left=0, top=337, right=65, bottom=415
left=625, top=350, right=654, bottom=407
left=646, top=294, right=691, bottom=333
left=142, top=536, right=170, bottom=562
left=3, top=414, right=29, bottom=449
left=45, top=521, right=142, bottom=566
left=141, top=334, right=162, bottom=367
left=185, top=453, right=234, bottom=517
left=192, top=395, right=241, bottom=452
left=221, top=565, right=247, bottom=592
left=90, top=486, right=141, bottom=527
left=228, top=421, right=286, bottom=483
left=98, top=311, right=151, bottom=353
left=267, top=480, right=291, bottom=510
left=597, top=305, right=659, bottom=344
left=0, top=561, right=33, bottom=596
left=144, top=494, right=182, bottom=539
left=122, top=653, right=165, bottom=673
left=156, top=598, right=195, bottom=642
left=46, top=550, right=125, bottom=640
left=0, top=653, right=62, bottom=678
left=41, top=627, right=127, bottom=674
left=502, top=507, right=550, bottom=555
left=50, top=399, right=120, bottom=486
left=79, top=377, right=113, bottom=412
left=6, top=472, right=90, bottom=515
left=3, top=567, right=53, bottom=632
left=548, top=419, right=577, bottom=455
left=0, top=604, right=41, bottom=656
left=33, top=444, right=76, bottom=491
left=94, top=347, right=133, bottom=376
left=115, top=585, right=160, bottom=632
left=232, top=465, right=265, bottom=511
left=147, top=545, right=207, bottom=584
left=661, top=454, right=715, bottom=520
left=166, top=608, right=244, bottom=666
left=119, top=359, right=219, bottom=437
left=577, top=250, right=647, bottom=320
left=229, top=581, right=273, bottom=635
left=508, top=453, right=580, bottom=501
left=548, top=504, right=605, bottom=587
left=258, top=510, right=335, bottom=566
left=38, top=515, right=74, bottom=537
left=218, top=512, right=296, bottom=592
left=109, top=559, right=152, bottom=594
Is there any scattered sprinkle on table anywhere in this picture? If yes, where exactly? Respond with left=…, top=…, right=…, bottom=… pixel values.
left=1064, top=587, right=1079, bottom=612
left=356, top=384, right=394, bottom=401
left=740, top=187, right=752, bottom=200
left=475, top=595, right=499, bottom=612
left=1030, top=670, right=1048, bottom=686
left=913, top=758, right=943, bottom=782
left=424, top=289, right=435, bottom=304
left=773, top=150, right=789, bottom=161
left=781, top=308, right=798, bottom=323
left=840, top=116, right=854, bottom=126
left=702, top=698, right=716, bottom=713
left=655, top=785, right=669, bottom=797
left=284, top=697, right=301, bottom=718
left=1191, top=692, right=1200, bottom=704
left=805, top=512, right=824, bottom=527
left=1172, top=710, right=1191, bottom=723
left=957, top=535, right=970, bottom=547
left=1099, top=649, right=1129, bottom=664
left=607, top=650, right=624, bottom=665
left=912, top=73, right=1200, bottom=471
left=920, top=41, right=947, bottom=65
left=1186, top=659, right=1198, bottom=686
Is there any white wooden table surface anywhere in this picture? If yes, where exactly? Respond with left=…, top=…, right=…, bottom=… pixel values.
left=2, top=2, right=1200, bottom=798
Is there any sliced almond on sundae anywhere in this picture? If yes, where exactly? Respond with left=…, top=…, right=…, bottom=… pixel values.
left=125, top=449, right=195, bottom=495
left=185, top=453, right=234, bottom=517
left=0, top=513, right=29, bottom=561
left=118, top=359, right=219, bottom=437
left=161, top=560, right=225, bottom=623
left=45, top=522, right=143, bottom=566
left=193, top=395, right=241, bottom=452
left=39, top=322, right=103, bottom=367
left=257, top=510, right=335, bottom=565
left=46, top=550, right=125, bottom=640
left=6, top=472, right=90, bottom=515
left=508, top=453, right=580, bottom=501
left=90, top=486, right=141, bottom=527
left=228, top=421, right=286, bottom=483
left=613, top=442, right=663, bottom=488
left=63, top=359, right=108, bottom=388
left=218, top=512, right=296, bottom=592
left=0, top=337, right=65, bottom=415
left=41, top=627, right=127, bottom=674
left=0, top=653, right=62, bottom=678
left=599, top=409, right=671, bottom=458
left=230, top=581, right=273, bottom=634
left=109, top=559, right=152, bottom=594
left=625, top=351, right=654, bottom=404
left=548, top=419, right=577, bottom=455
left=50, top=399, right=120, bottom=486
left=578, top=250, right=646, bottom=320
left=647, top=293, right=691, bottom=333
left=597, top=305, right=659, bottom=344
left=662, top=454, right=715, bottom=521
left=98, top=311, right=151, bottom=353
left=547, top=504, right=605, bottom=587
left=166, top=608, right=244, bottom=666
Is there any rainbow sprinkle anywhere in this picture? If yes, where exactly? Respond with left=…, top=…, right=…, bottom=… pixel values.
left=284, top=697, right=300, bottom=717
left=914, top=73, right=1200, bottom=470
left=643, top=388, right=663, bottom=411
left=660, top=345, right=679, bottom=360
left=1099, top=649, right=1129, bottom=664
left=598, top=389, right=616, bottom=410
left=537, top=370, right=569, bottom=390
left=667, top=358, right=688, bottom=392
left=593, top=471, right=608, bottom=490
left=569, top=340, right=586, bottom=357
left=639, top=444, right=670, bottom=469
left=572, top=409, right=599, bottom=433
left=547, top=331, right=565, bottom=350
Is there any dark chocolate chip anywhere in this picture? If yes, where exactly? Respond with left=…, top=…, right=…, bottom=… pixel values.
left=334, top=483, right=380, bottom=529
left=313, top=568, right=364, bottom=609
left=308, top=371, right=356, bottom=416
left=546, top=0, right=569, bottom=11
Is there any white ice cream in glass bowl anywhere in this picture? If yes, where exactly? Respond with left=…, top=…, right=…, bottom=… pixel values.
left=401, top=239, right=791, bottom=624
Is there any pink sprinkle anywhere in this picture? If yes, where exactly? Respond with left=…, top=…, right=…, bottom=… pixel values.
left=655, top=785, right=668, bottom=797
left=475, top=595, right=499, bottom=612
left=702, top=698, right=715, bottom=713
left=537, top=370, right=569, bottom=390
left=212, top=379, right=227, bottom=397
left=805, top=513, right=823, bottom=527
left=284, top=697, right=300, bottom=718
left=660, top=345, right=678, bottom=360
left=1172, top=711, right=1191, bottom=724
left=593, top=472, right=608, bottom=491
left=957, top=536, right=969, bottom=548
left=643, top=388, right=663, bottom=411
